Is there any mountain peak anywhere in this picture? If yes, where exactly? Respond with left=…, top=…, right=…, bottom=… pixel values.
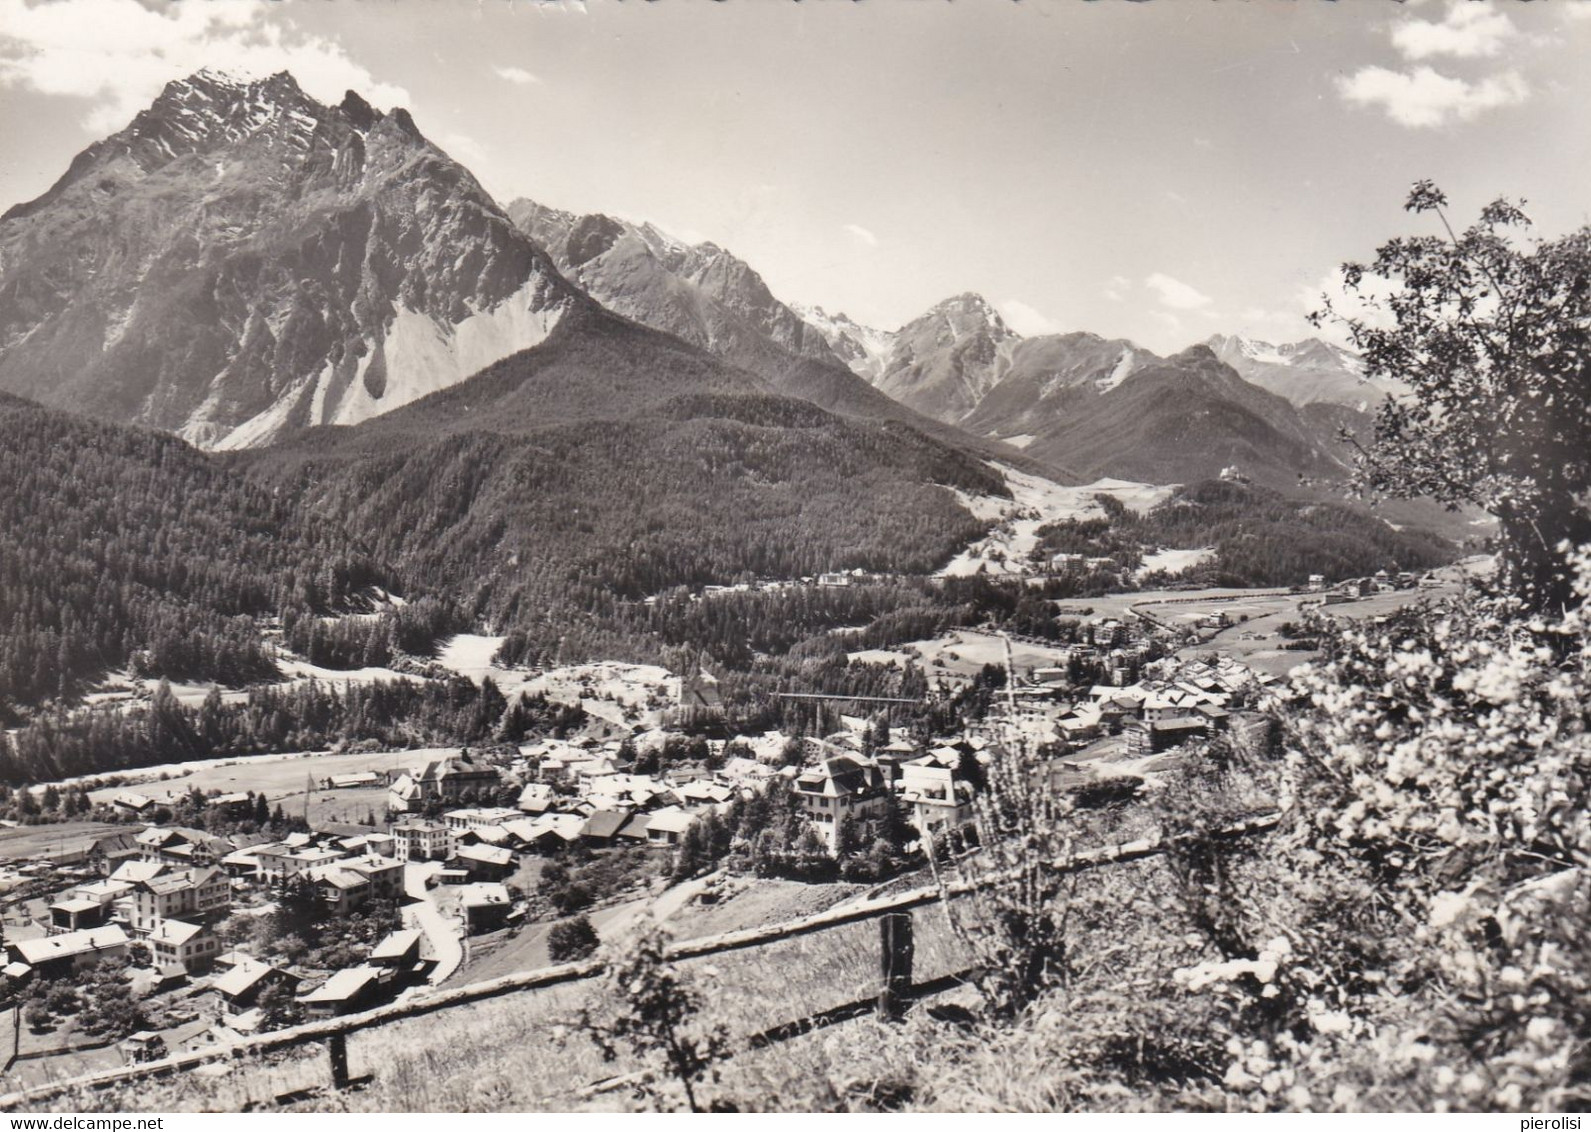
left=0, top=69, right=577, bottom=448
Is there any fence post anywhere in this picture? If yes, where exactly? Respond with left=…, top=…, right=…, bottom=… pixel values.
left=327, top=1032, right=350, bottom=1090
left=877, top=911, right=914, bottom=1022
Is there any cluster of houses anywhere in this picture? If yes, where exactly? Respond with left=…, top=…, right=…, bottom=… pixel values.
left=4, top=823, right=410, bottom=988
left=969, top=650, right=1269, bottom=763
left=1300, top=568, right=1428, bottom=601
left=3, top=820, right=447, bottom=1045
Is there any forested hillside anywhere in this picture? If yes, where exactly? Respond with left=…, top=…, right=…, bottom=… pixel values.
left=0, top=394, right=396, bottom=716
left=1036, top=478, right=1454, bottom=586
left=243, top=309, right=1009, bottom=656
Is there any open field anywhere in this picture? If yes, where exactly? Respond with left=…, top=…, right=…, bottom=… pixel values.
left=79, top=748, right=454, bottom=808
left=851, top=630, right=1076, bottom=686
left=938, top=465, right=1178, bottom=579
left=1166, top=556, right=1491, bottom=677
left=0, top=821, right=124, bottom=863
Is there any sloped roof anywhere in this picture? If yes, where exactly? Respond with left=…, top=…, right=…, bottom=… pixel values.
left=459, top=883, right=511, bottom=908
left=150, top=919, right=207, bottom=946
left=455, top=844, right=514, bottom=866
left=11, top=925, right=130, bottom=964
left=581, top=810, right=633, bottom=840
left=110, top=860, right=165, bottom=884
left=370, top=930, right=425, bottom=961
left=214, top=960, right=288, bottom=998
left=644, top=808, right=694, bottom=834
left=300, top=965, right=382, bottom=1003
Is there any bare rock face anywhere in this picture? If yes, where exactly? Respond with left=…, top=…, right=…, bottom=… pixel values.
left=507, top=198, right=839, bottom=376
left=0, top=70, right=578, bottom=448
left=863, top=292, right=1018, bottom=424
left=1205, top=333, right=1403, bottom=412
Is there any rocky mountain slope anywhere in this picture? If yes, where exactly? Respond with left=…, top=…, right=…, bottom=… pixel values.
left=795, top=297, right=1381, bottom=493
left=0, top=70, right=580, bottom=449
left=508, top=200, right=839, bottom=373
left=1205, top=333, right=1404, bottom=411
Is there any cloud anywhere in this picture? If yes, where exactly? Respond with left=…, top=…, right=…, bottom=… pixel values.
left=0, top=0, right=408, bottom=132
left=1567, top=2, right=1591, bottom=22
left=999, top=299, right=1063, bottom=337
left=1336, top=64, right=1527, bottom=128
left=492, top=65, right=539, bottom=85
left=1145, top=272, right=1213, bottom=311
left=843, top=223, right=878, bottom=247
left=1102, top=275, right=1131, bottom=302
left=1391, top=2, right=1518, bottom=60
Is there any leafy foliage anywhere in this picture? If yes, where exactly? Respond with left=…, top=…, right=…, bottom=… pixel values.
left=547, top=915, right=601, bottom=963
left=1315, top=181, right=1591, bottom=611
left=571, top=920, right=732, bottom=1112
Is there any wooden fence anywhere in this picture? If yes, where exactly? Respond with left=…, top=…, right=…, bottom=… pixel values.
left=0, top=811, right=1281, bottom=1110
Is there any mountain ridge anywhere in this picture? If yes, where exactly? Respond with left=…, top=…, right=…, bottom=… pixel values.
left=0, top=70, right=582, bottom=449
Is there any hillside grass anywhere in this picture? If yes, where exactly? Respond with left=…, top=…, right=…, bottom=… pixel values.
left=53, top=901, right=979, bottom=1113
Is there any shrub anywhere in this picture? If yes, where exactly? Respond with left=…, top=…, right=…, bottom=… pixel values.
left=547, top=915, right=600, bottom=963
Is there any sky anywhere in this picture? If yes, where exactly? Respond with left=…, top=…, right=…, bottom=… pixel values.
left=1, top=0, right=1588, bottom=354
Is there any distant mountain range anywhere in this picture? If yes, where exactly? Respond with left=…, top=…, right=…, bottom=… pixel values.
left=1203, top=333, right=1405, bottom=411
left=798, top=295, right=1397, bottom=492
left=0, top=69, right=1466, bottom=715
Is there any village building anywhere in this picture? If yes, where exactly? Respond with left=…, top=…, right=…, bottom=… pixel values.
left=7, top=925, right=130, bottom=979
left=213, top=958, right=300, bottom=1015
left=386, top=751, right=501, bottom=814
left=87, top=830, right=146, bottom=876
left=794, top=756, right=889, bottom=852
left=255, top=844, right=347, bottom=887
left=442, top=806, right=521, bottom=834
left=898, top=760, right=976, bottom=841
left=327, top=771, right=381, bottom=789
left=392, top=819, right=454, bottom=861
left=110, top=792, right=156, bottom=818
left=48, top=895, right=109, bottom=934
left=516, top=783, right=556, bottom=814
left=308, top=856, right=405, bottom=914
left=1123, top=717, right=1211, bottom=757
left=148, top=918, right=219, bottom=973
left=642, top=807, right=695, bottom=848
left=458, top=883, right=512, bottom=933
left=137, top=827, right=230, bottom=867
left=453, top=843, right=515, bottom=880
left=299, top=966, right=385, bottom=1019
left=129, top=866, right=230, bottom=934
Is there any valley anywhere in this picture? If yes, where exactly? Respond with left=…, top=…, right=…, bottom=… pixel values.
left=0, top=39, right=1576, bottom=1116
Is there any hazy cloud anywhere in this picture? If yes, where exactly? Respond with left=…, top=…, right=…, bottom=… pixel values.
left=1145, top=272, right=1213, bottom=311
left=1391, top=2, right=1518, bottom=61
left=0, top=0, right=409, bottom=132
left=1336, top=64, right=1527, bottom=128
left=844, top=223, right=878, bottom=247
left=999, top=299, right=1062, bottom=337
left=492, top=65, right=539, bottom=85
left=1102, top=275, right=1132, bottom=302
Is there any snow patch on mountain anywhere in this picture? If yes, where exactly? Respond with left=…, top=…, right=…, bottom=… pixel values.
left=792, top=303, right=897, bottom=383
left=1096, top=348, right=1137, bottom=392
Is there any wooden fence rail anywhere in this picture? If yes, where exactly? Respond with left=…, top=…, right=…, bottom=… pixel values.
left=0, top=811, right=1281, bottom=1110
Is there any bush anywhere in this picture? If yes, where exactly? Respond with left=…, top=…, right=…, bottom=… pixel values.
left=547, top=915, right=600, bottom=963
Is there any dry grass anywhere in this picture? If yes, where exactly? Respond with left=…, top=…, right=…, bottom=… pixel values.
left=41, top=893, right=979, bottom=1113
